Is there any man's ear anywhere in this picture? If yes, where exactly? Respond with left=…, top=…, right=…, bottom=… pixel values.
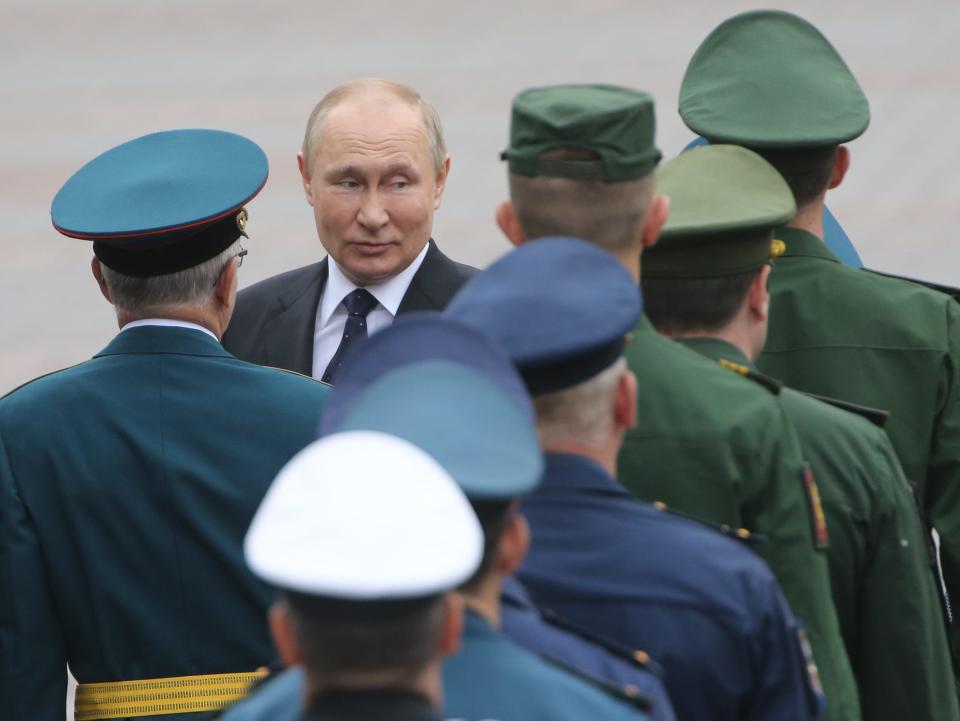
left=615, top=369, right=638, bottom=431
left=437, top=592, right=465, bottom=658
left=828, top=146, right=850, bottom=190
left=640, top=195, right=670, bottom=250
left=496, top=201, right=527, bottom=247
left=269, top=602, right=304, bottom=667
left=91, top=257, right=113, bottom=304
left=433, top=155, right=452, bottom=210
left=748, top=265, right=772, bottom=322
left=498, top=511, right=531, bottom=576
left=297, top=152, right=315, bottom=206
left=214, top=255, right=237, bottom=306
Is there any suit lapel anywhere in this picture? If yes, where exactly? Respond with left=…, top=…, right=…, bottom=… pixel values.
left=263, top=259, right=328, bottom=375
left=397, top=240, right=459, bottom=314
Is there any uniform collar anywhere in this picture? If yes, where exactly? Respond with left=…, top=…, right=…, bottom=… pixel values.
left=674, top=337, right=754, bottom=369
left=121, top=318, right=219, bottom=341
left=95, top=324, right=231, bottom=359
left=776, top=226, right=842, bottom=263
left=319, top=243, right=430, bottom=328
left=302, top=688, right=438, bottom=721
left=540, top=452, right=624, bottom=495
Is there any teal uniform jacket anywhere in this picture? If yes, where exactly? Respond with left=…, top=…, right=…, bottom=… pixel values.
left=0, top=326, right=330, bottom=721
left=618, top=317, right=859, bottom=721
left=682, top=336, right=959, bottom=721
left=758, top=227, right=960, bottom=676
left=444, top=610, right=649, bottom=721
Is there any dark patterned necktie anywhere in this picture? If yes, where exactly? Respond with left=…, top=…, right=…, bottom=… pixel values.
left=321, top=289, right=379, bottom=384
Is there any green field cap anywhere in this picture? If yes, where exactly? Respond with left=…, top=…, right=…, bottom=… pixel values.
left=679, top=10, right=870, bottom=147
left=643, top=145, right=796, bottom=278
left=502, top=84, right=661, bottom=181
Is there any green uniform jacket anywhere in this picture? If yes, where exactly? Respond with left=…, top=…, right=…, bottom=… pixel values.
left=758, top=227, right=960, bottom=677
left=0, top=326, right=330, bottom=721
left=618, top=317, right=859, bottom=721
left=683, top=336, right=958, bottom=721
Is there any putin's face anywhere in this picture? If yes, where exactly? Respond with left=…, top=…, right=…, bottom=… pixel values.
left=300, top=96, right=449, bottom=286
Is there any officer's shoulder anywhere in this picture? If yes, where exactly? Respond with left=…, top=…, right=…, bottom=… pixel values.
left=792, top=387, right=889, bottom=429
left=715, top=358, right=782, bottom=395
left=212, top=667, right=303, bottom=721
left=647, top=499, right=766, bottom=548
left=1, top=362, right=84, bottom=404
left=533, top=651, right=653, bottom=717
left=864, top=269, right=960, bottom=304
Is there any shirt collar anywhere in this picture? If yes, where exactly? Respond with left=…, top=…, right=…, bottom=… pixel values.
left=319, top=243, right=430, bottom=328
left=120, top=318, right=219, bottom=342
left=776, top=226, right=842, bottom=263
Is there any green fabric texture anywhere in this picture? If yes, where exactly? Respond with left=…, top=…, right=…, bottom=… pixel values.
left=0, top=327, right=330, bottom=721
left=502, top=84, right=661, bottom=181
left=679, top=10, right=870, bottom=147
left=617, top=318, right=860, bottom=721
left=684, top=336, right=960, bottom=721
left=758, top=227, right=960, bottom=692
left=643, top=145, right=796, bottom=278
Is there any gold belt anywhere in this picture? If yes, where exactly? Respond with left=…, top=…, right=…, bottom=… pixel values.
left=74, top=670, right=269, bottom=720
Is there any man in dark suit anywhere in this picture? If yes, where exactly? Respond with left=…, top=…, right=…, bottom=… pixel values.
left=223, top=78, right=475, bottom=380
left=0, top=129, right=330, bottom=721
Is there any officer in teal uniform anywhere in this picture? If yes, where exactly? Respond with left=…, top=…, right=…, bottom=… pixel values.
left=217, top=315, right=661, bottom=721
left=0, top=130, right=330, bottom=721
left=446, top=236, right=823, bottom=721
left=493, top=83, right=856, bottom=721
left=641, top=144, right=959, bottom=721
left=244, top=430, right=485, bottom=721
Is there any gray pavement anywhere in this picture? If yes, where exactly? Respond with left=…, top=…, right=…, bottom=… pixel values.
left=2, top=0, right=959, bottom=396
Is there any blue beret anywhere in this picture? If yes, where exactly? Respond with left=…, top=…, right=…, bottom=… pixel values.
left=319, top=313, right=533, bottom=434
left=51, top=129, right=268, bottom=277
left=445, top=237, right=642, bottom=394
left=332, top=361, right=543, bottom=500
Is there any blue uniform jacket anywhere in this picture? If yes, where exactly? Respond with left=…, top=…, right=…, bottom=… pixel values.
left=519, top=453, right=821, bottom=721
left=500, top=576, right=676, bottom=721
left=215, top=611, right=650, bottom=721
left=0, top=326, right=330, bottom=721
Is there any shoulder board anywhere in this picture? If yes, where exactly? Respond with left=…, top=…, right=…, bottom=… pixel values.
left=537, top=651, right=653, bottom=714
left=801, top=390, right=890, bottom=429
left=1, top=364, right=80, bottom=401
left=538, top=606, right=663, bottom=677
left=264, top=366, right=331, bottom=388
left=864, top=269, right=960, bottom=303
left=650, top=500, right=767, bottom=547
left=716, top=358, right=782, bottom=395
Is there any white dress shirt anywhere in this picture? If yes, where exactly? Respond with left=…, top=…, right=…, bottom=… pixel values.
left=312, top=244, right=430, bottom=379
left=121, top=318, right=219, bottom=342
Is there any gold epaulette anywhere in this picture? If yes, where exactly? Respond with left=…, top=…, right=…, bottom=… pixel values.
left=74, top=670, right=269, bottom=720
left=652, top=500, right=765, bottom=547
left=717, top=358, right=782, bottom=395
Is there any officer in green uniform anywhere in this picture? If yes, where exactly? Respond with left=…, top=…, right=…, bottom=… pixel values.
left=678, top=10, right=960, bottom=682
left=0, top=130, right=331, bottom=721
left=495, top=83, right=858, bottom=721
left=640, top=144, right=959, bottom=721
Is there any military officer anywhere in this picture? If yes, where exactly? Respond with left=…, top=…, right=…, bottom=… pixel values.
left=641, top=143, right=959, bottom=721
left=217, top=315, right=666, bottom=721
left=678, top=10, right=960, bottom=677
left=493, top=83, right=857, bottom=720
left=244, top=430, right=484, bottom=721
left=446, top=236, right=823, bottom=721
left=0, top=130, right=330, bottom=721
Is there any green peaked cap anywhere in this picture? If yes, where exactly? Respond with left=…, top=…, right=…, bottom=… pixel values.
left=642, top=145, right=796, bottom=279
left=679, top=10, right=870, bottom=147
left=502, top=84, right=661, bottom=182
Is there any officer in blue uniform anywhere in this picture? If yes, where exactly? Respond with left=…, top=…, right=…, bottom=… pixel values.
left=244, top=430, right=486, bottom=721
left=217, top=315, right=662, bottom=721
left=445, top=237, right=822, bottom=721
left=0, top=130, right=330, bottom=721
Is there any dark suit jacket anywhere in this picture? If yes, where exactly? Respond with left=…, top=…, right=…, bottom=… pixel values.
left=223, top=240, right=476, bottom=375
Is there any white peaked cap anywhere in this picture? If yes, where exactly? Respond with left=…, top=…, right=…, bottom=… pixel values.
left=245, top=430, right=484, bottom=599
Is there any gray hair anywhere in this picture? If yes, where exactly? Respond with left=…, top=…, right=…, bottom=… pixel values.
left=100, top=240, right=241, bottom=316
left=533, top=358, right=627, bottom=449
left=302, top=78, right=447, bottom=176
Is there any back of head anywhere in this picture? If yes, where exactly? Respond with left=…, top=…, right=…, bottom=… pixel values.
left=301, top=77, right=447, bottom=176
left=502, top=84, right=661, bottom=253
